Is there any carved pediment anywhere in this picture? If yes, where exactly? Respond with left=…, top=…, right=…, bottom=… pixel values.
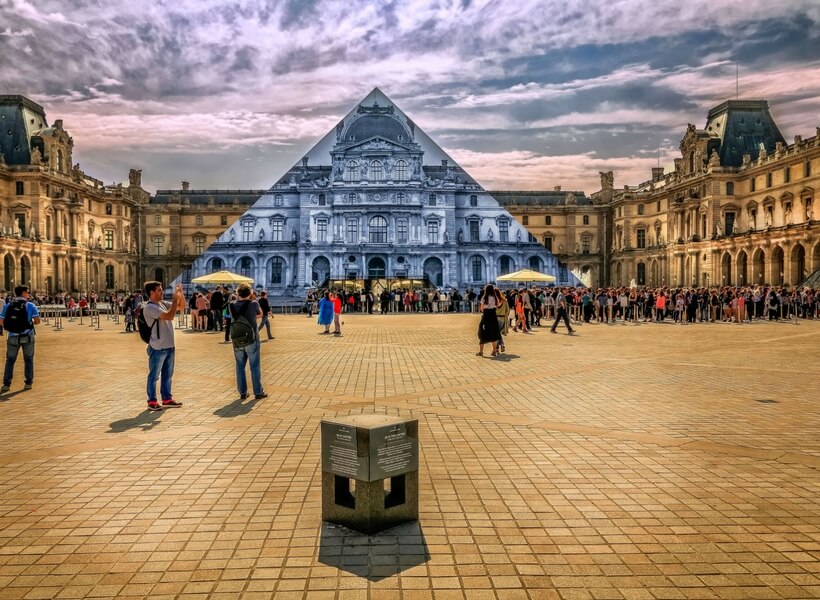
left=344, top=137, right=415, bottom=154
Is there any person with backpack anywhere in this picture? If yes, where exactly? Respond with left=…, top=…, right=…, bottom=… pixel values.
left=257, top=290, right=273, bottom=340
left=141, top=281, right=185, bottom=411
left=0, top=285, right=41, bottom=392
left=229, top=283, right=268, bottom=400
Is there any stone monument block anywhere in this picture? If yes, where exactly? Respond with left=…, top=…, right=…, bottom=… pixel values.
left=321, top=415, right=419, bottom=534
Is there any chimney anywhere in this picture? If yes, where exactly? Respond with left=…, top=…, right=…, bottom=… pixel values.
left=181, top=181, right=190, bottom=191
left=651, top=167, right=664, bottom=182
left=553, top=185, right=561, bottom=192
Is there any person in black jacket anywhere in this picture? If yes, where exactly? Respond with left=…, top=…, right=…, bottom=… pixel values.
left=257, top=291, right=273, bottom=339
left=210, top=286, right=224, bottom=331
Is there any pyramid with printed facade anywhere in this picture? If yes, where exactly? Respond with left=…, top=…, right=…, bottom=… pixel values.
left=187, top=87, right=579, bottom=295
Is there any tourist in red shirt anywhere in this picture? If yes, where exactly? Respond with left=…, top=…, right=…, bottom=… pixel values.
left=332, top=292, right=343, bottom=336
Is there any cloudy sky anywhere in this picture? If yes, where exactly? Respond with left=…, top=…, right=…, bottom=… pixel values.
left=2, top=0, right=820, bottom=194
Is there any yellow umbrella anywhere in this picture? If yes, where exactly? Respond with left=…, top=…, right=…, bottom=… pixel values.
left=496, top=268, right=556, bottom=283
left=190, top=270, right=254, bottom=286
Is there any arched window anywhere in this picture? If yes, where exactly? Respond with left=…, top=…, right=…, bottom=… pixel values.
left=105, top=265, right=115, bottom=289
left=370, top=160, right=383, bottom=181
left=394, top=160, right=408, bottom=181
left=269, top=257, right=284, bottom=285
left=637, top=263, right=646, bottom=285
left=499, top=256, right=512, bottom=275
left=471, top=256, right=484, bottom=282
left=469, top=194, right=478, bottom=207
left=369, top=216, right=388, bottom=243
left=344, top=161, right=359, bottom=182
left=528, top=256, right=542, bottom=271
left=239, top=256, right=253, bottom=277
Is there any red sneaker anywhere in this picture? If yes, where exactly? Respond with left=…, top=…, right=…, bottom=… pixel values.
left=162, top=399, right=182, bottom=408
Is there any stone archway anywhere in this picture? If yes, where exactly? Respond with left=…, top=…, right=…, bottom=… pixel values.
left=752, top=248, right=765, bottom=284
left=721, top=252, right=732, bottom=286
left=423, top=257, right=443, bottom=287
left=771, top=246, right=784, bottom=285
left=737, top=250, right=748, bottom=286
left=791, top=244, right=806, bottom=286
left=311, top=256, right=330, bottom=286
left=813, top=241, right=820, bottom=273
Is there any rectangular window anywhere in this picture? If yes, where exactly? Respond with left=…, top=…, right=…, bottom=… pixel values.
left=725, top=212, right=736, bottom=236
left=195, top=237, right=204, bottom=254
left=499, top=220, right=509, bottom=242
left=636, top=229, right=646, bottom=249
left=346, top=218, right=358, bottom=243
left=317, top=219, right=327, bottom=242
left=471, top=256, right=482, bottom=282
left=751, top=178, right=756, bottom=192
left=221, top=215, right=228, bottom=226
left=15, top=181, right=24, bottom=195
left=272, top=219, right=283, bottom=241
left=242, top=221, right=254, bottom=241
left=544, top=237, right=553, bottom=252
left=396, top=219, right=408, bottom=244
left=726, top=182, right=734, bottom=195
left=428, top=194, right=437, bottom=206
left=785, top=167, right=791, bottom=183
left=583, top=215, right=590, bottom=225
left=427, top=221, right=439, bottom=244
left=766, top=173, right=772, bottom=187
left=153, top=237, right=163, bottom=255
left=806, top=161, right=812, bottom=177
left=195, top=215, right=203, bottom=226
left=582, top=236, right=591, bottom=254
left=154, top=214, right=161, bottom=225
left=104, top=230, right=114, bottom=250
left=469, top=220, right=480, bottom=242
left=545, top=215, right=551, bottom=225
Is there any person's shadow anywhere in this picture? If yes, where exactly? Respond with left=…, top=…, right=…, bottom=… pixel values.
left=214, top=396, right=261, bottom=418
left=108, top=411, right=162, bottom=433
left=492, top=353, right=520, bottom=362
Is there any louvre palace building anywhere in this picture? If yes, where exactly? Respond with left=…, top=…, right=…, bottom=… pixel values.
left=1, top=92, right=817, bottom=296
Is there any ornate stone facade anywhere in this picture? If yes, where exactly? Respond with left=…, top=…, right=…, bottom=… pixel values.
left=604, top=100, right=818, bottom=288
left=187, top=89, right=577, bottom=295
left=0, top=95, right=144, bottom=293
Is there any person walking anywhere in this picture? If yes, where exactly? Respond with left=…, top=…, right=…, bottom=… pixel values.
left=550, top=288, right=575, bottom=334
left=257, top=291, right=274, bottom=340
left=210, top=286, right=224, bottom=332
left=333, top=291, right=343, bottom=335
left=229, top=283, right=268, bottom=400
left=476, top=284, right=502, bottom=357
left=317, top=291, right=334, bottom=334
left=142, top=281, right=185, bottom=411
left=0, top=285, right=41, bottom=392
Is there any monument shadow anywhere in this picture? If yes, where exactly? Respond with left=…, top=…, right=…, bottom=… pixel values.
left=317, top=520, right=429, bottom=581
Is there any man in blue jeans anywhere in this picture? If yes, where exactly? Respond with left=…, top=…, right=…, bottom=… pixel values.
left=143, top=281, right=185, bottom=411
left=0, top=285, right=41, bottom=392
left=230, top=283, right=268, bottom=400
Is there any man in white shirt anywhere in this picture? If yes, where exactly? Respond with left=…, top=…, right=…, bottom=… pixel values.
left=143, top=281, right=185, bottom=411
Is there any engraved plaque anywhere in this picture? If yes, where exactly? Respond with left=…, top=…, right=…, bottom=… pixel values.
left=321, top=422, right=367, bottom=480
left=369, top=422, right=418, bottom=481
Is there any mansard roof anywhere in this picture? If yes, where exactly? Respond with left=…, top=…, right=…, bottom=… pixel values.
left=151, top=189, right=265, bottom=205
left=493, top=190, right=592, bottom=206
left=0, top=95, right=48, bottom=166
left=704, top=100, right=785, bottom=167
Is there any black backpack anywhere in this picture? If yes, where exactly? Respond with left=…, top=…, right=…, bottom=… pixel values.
left=4, top=299, right=32, bottom=334
left=229, top=301, right=256, bottom=348
left=136, top=303, right=159, bottom=344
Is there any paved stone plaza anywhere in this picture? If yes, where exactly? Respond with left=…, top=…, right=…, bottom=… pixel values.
left=0, top=314, right=818, bottom=600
